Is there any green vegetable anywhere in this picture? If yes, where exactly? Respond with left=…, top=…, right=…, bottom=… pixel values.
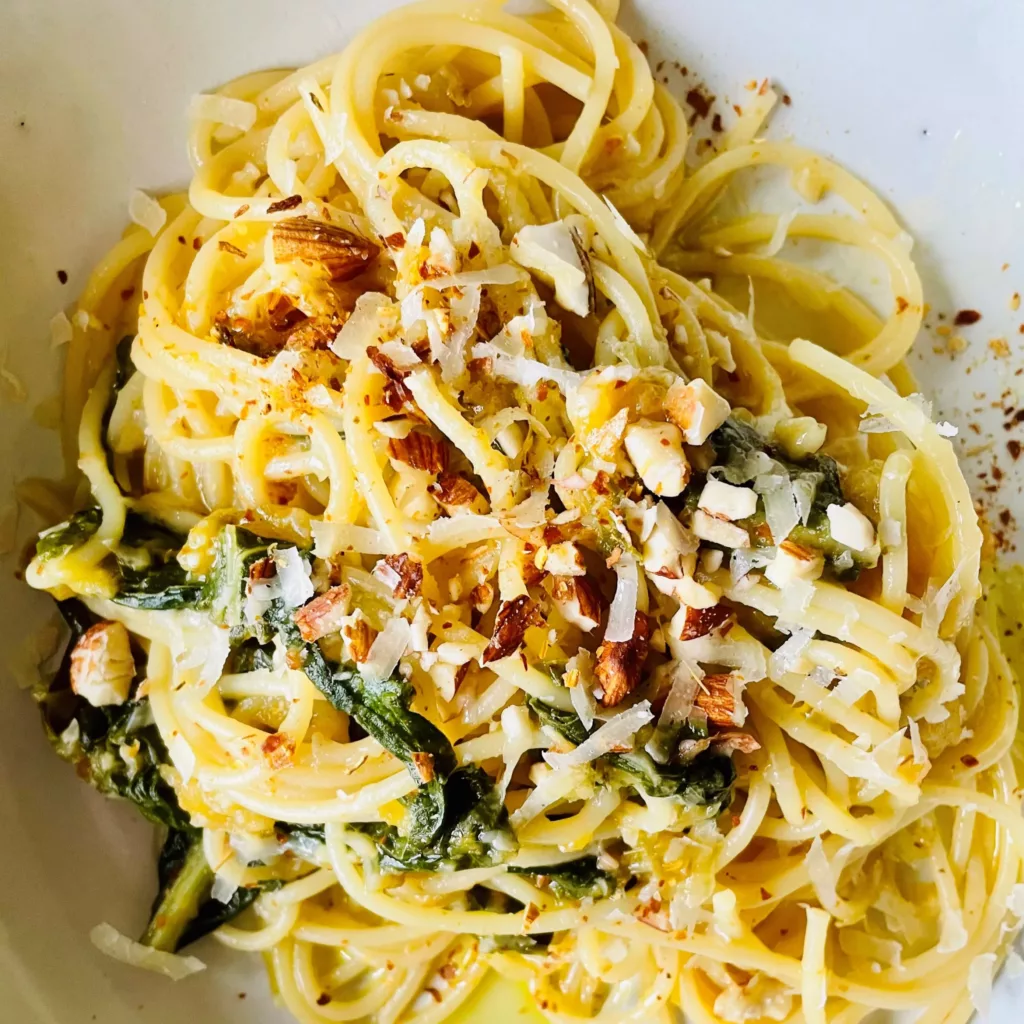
left=357, top=766, right=516, bottom=872
left=319, top=668, right=458, bottom=784
left=508, top=856, right=616, bottom=899
left=707, top=417, right=872, bottom=575
left=35, top=508, right=102, bottom=562
left=527, top=697, right=735, bottom=811
left=480, top=933, right=552, bottom=954
left=142, top=826, right=282, bottom=952
left=112, top=514, right=203, bottom=610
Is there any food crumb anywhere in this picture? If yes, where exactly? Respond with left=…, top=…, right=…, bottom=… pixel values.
left=989, top=337, right=1011, bottom=358
left=1011, top=292, right=1021, bottom=312
left=56, top=270, right=68, bottom=284
left=954, top=309, right=982, bottom=326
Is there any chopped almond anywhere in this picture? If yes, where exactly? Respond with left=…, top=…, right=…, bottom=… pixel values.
left=469, top=582, right=495, bottom=614
left=285, top=317, right=340, bottom=351
left=410, top=751, right=436, bottom=784
left=344, top=617, right=377, bottom=663
left=70, top=621, right=135, bottom=707
left=695, top=673, right=739, bottom=726
left=482, top=595, right=542, bottom=663
left=272, top=216, right=380, bottom=281
left=522, top=902, right=541, bottom=931
left=366, top=345, right=416, bottom=411
left=373, top=553, right=424, bottom=598
left=595, top=611, right=650, bottom=707
left=388, top=431, right=448, bottom=473
left=679, top=604, right=733, bottom=641
left=262, top=732, right=296, bottom=770
left=429, top=472, right=488, bottom=514
left=710, top=730, right=761, bottom=755
left=550, top=576, right=603, bottom=632
left=293, top=584, right=351, bottom=642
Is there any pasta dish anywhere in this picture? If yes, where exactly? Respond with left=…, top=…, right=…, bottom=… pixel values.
left=26, top=0, right=1024, bottom=1022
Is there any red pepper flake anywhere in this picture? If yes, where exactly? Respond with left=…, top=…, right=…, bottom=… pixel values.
left=192, top=237, right=202, bottom=250
left=954, top=309, right=981, bottom=326
left=685, top=87, right=714, bottom=120
left=467, top=240, right=480, bottom=259
left=120, top=287, right=135, bottom=301
left=383, top=231, right=405, bottom=249
left=711, top=113, right=723, bottom=132
left=1008, top=440, right=1021, bottom=460
left=782, top=94, right=792, bottom=106
left=234, top=203, right=250, bottom=218
left=960, top=754, right=979, bottom=767
left=56, top=269, right=68, bottom=284
left=267, top=194, right=303, bottom=214
left=895, top=296, right=909, bottom=313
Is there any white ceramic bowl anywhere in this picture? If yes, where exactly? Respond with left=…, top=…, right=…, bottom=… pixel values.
left=2, top=1, right=1024, bottom=1021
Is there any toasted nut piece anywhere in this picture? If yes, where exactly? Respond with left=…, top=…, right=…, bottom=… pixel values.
left=695, top=673, right=741, bottom=726
left=692, top=509, right=750, bottom=549
left=272, top=216, right=380, bottom=281
left=70, top=621, right=135, bottom=707
left=624, top=420, right=690, bottom=497
left=710, top=730, right=761, bottom=756
left=537, top=540, right=585, bottom=576
left=373, top=553, right=424, bottom=598
left=764, top=539, right=824, bottom=588
left=285, top=317, right=341, bottom=351
left=429, top=472, right=488, bottom=514
left=550, top=576, right=603, bottom=632
left=482, top=595, right=542, bottom=663
left=469, top=582, right=495, bottom=614
left=344, top=616, right=378, bottom=663
left=664, top=378, right=731, bottom=445
left=679, top=603, right=733, bottom=641
left=367, top=345, right=416, bottom=411
left=411, top=751, right=436, bottom=784
left=293, top=584, right=351, bottom=642
left=388, top=431, right=449, bottom=473
left=595, top=611, right=650, bottom=707
left=261, top=732, right=296, bottom=770
left=698, top=479, right=758, bottom=521
left=826, top=502, right=876, bottom=552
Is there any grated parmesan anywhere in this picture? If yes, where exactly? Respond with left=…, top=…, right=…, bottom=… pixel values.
left=544, top=700, right=653, bottom=770
left=128, top=190, right=167, bottom=236
left=90, top=923, right=205, bottom=980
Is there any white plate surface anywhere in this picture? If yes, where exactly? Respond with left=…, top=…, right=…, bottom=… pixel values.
left=1, top=1, right=1023, bottom=1021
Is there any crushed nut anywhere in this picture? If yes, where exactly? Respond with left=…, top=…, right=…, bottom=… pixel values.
left=293, top=584, right=351, bottom=642
left=272, top=216, right=379, bottom=280
left=469, top=581, right=495, bottom=614
left=710, top=730, right=761, bottom=756
left=695, top=673, right=740, bottom=726
left=550, top=576, right=603, bottom=632
left=388, top=431, right=449, bottom=473
left=411, top=751, right=436, bottom=784
left=373, top=553, right=424, bottom=598
left=285, top=317, right=341, bottom=351
left=429, top=472, right=487, bottom=513
left=344, top=617, right=378, bottom=663
left=70, top=621, right=136, bottom=707
left=595, top=611, right=650, bottom=706
left=679, top=603, right=733, bottom=641
left=482, top=595, right=542, bottom=663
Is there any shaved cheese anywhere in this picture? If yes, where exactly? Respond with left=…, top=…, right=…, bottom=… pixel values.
left=90, top=923, right=205, bottom=980
left=273, top=547, right=314, bottom=608
left=967, top=953, right=996, bottom=1017
left=441, top=283, right=481, bottom=382
left=497, top=704, right=533, bottom=800
left=935, top=420, right=958, bottom=437
left=544, top=700, right=653, bottom=770
left=755, top=474, right=800, bottom=544
left=605, top=553, right=639, bottom=642
left=762, top=208, right=798, bottom=257
left=50, top=311, right=73, bottom=348
left=566, top=651, right=597, bottom=731
left=330, top=292, right=395, bottom=360
left=211, top=872, right=240, bottom=904
left=189, top=93, right=258, bottom=131
left=908, top=719, right=927, bottom=765
left=362, top=616, right=411, bottom=683
left=471, top=340, right=581, bottom=394
left=128, top=190, right=167, bottom=236
left=646, top=663, right=700, bottom=762
left=1007, top=883, right=1024, bottom=917
left=768, top=627, right=813, bottom=681
left=1007, top=950, right=1024, bottom=979
left=832, top=667, right=874, bottom=706
left=921, top=562, right=963, bottom=634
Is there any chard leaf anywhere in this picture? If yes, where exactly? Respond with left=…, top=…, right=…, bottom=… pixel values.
left=508, top=856, right=616, bottom=900
left=35, top=508, right=102, bottom=562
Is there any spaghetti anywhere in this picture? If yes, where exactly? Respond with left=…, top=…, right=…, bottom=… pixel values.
left=25, top=1, right=1024, bottom=1022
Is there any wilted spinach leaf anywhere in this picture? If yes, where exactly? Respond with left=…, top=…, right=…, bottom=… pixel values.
left=508, top=856, right=616, bottom=899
